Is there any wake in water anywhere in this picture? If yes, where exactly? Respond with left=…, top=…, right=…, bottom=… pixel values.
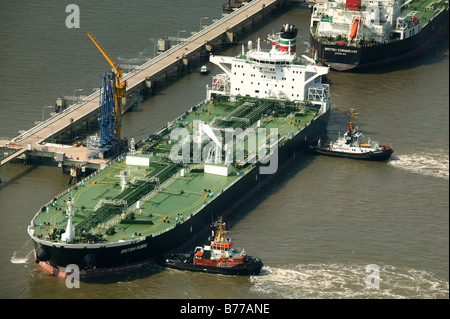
left=250, top=263, right=449, bottom=299
left=11, top=250, right=34, bottom=264
left=388, top=151, right=449, bottom=180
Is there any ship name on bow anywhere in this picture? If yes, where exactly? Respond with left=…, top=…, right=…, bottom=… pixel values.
left=120, top=243, right=147, bottom=254
left=324, top=47, right=358, bottom=54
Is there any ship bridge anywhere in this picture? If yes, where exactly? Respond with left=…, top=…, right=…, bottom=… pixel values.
left=208, top=40, right=330, bottom=107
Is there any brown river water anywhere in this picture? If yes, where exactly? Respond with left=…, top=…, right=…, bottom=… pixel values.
left=0, top=1, right=448, bottom=300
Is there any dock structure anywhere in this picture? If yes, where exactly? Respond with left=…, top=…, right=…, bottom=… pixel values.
left=0, top=0, right=285, bottom=170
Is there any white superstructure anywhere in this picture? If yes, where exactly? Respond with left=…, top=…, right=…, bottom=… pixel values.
left=311, top=0, right=419, bottom=43
left=207, top=25, right=330, bottom=113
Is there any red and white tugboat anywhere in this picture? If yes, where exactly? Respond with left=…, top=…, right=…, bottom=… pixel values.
left=161, top=218, right=263, bottom=275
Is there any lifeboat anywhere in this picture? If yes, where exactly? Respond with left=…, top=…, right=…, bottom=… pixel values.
left=350, top=18, right=359, bottom=40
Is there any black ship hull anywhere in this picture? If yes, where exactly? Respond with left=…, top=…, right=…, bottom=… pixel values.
left=160, top=253, right=263, bottom=276
left=31, top=110, right=330, bottom=278
left=311, top=146, right=393, bottom=161
left=311, top=8, right=449, bottom=71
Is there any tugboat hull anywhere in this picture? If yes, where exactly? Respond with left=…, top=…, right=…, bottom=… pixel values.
left=312, top=146, right=393, bottom=161
left=161, top=253, right=263, bottom=276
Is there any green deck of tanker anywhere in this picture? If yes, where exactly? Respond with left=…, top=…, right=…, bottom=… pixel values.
left=30, top=97, right=320, bottom=244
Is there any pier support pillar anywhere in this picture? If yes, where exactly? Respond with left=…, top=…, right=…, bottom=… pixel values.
left=176, top=57, right=191, bottom=73
left=145, top=77, right=157, bottom=96
left=69, top=118, right=74, bottom=140
left=225, top=31, right=236, bottom=43
left=182, top=57, right=191, bottom=73
left=177, top=59, right=184, bottom=73
left=145, top=77, right=156, bottom=96
left=25, top=154, right=31, bottom=165
left=203, top=42, right=213, bottom=60
left=205, top=42, right=213, bottom=54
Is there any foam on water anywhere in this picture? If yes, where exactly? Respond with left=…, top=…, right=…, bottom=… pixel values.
left=10, top=250, right=34, bottom=264
left=388, top=150, right=449, bottom=180
left=250, top=264, right=449, bottom=299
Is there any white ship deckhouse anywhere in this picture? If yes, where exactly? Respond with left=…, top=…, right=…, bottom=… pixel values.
left=207, top=24, right=330, bottom=112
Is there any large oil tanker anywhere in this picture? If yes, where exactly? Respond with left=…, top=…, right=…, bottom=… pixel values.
left=28, top=24, right=331, bottom=278
left=310, top=0, right=449, bottom=71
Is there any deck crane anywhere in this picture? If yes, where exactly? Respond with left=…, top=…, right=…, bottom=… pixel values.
left=87, top=31, right=126, bottom=141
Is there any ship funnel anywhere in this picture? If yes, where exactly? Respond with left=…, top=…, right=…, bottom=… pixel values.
left=279, top=23, right=298, bottom=54
left=345, top=0, right=361, bottom=11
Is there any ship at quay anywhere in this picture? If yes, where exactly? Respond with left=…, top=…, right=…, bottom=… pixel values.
left=310, top=0, right=449, bottom=71
left=28, top=24, right=331, bottom=278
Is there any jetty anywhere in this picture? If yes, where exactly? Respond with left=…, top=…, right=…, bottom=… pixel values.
left=0, top=0, right=286, bottom=172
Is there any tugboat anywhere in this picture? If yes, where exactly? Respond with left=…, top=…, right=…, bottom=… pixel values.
left=310, top=110, right=393, bottom=161
left=199, top=65, right=210, bottom=75
left=161, top=218, right=263, bottom=275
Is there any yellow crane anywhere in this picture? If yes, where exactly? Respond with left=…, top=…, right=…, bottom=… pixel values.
left=87, top=31, right=125, bottom=140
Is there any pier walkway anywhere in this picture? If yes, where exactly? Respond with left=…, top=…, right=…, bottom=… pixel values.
left=0, top=0, right=283, bottom=168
